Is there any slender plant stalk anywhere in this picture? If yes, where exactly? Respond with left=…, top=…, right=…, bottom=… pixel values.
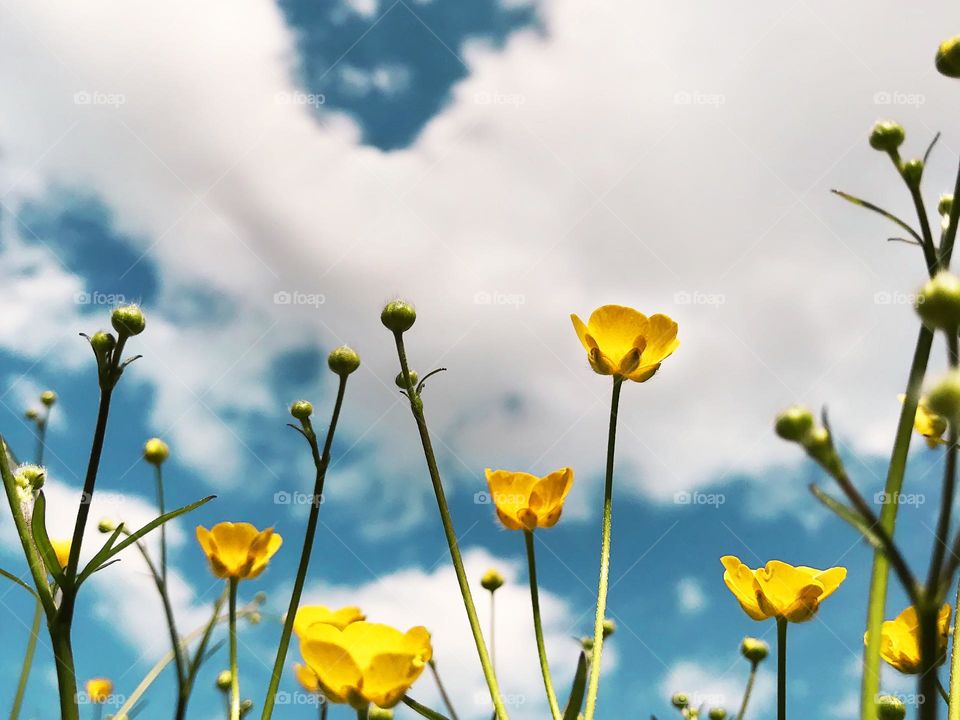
left=777, top=618, right=787, bottom=720
left=50, top=621, right=78, bottom=720
left=583, top=377, right=623, bottom=720
left=428, top=661, right=460, bottom=720
left=392, top=331, right=508, bottom=720
left=489, top=590, right=497, bottom=675
left=737, top=661, right=759, bottom=720
left=229, top=578, right=240, bottom=720
left=402, top=696, right=452, bottom=720
left=260, top=375, right=348, bottom=720
left=320, top=699, right=327, bottom=720
left=155, top=465, right=168, bottom=584
left=524, top=530, right=561, bottom=719
left=948, top=579, right=960, bottom=720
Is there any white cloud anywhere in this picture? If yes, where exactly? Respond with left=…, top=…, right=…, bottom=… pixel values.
left=660, top=659, right=775, bottom=716
left=676, top=577, right=706, bottom=615
left=339, top=63, right=412, bottom=97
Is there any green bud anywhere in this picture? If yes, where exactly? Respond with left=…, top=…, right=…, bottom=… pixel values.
left=253, top=591, right=267, bottom=605
left=215, top=670, right=232, bottom=691
left=111, top=304, right=146, bottom=336
left=328, top=345, right=361, bottom=376
left=580, top=636, right=594, bottom=651
left=927, top=370, right=960, bottom=424
left=480, top=568, right=505, bottom=592
left=602, top=618, right=616, bottom=638
left=40, top=390, right=57, bottom=407
left=239, top=699, right=254, bottom=717
left=902, top=158, right=924, bottom=189
left=774, top=405, right=814, bottom=442
left=89, top=331, right=117, bottom=365
left=24, top=408, right=39, bottom=421
left=671, top=692, right=689, bottom=709
left=290, top=400, right=313, bottom=421
left=802, top=426, right=837, bottom=468
left=869, top=121, right=905, bottom=153
left=247, top=612, right=262, bottom=625
left=395, top=370, right=419, bottom=389
left=936, top=35, right=960, bottom=78
left=14, top=464, right=44, bottom=491
left=381, top=300, right=416, bottom=333
left=708, top=710, right=727, bottom=720
left=741, top=637, right=769, bottom=663
left=876, top=694, right=906, bottom=720
left=916, top=271, right=960, bottom=332
left=98, top=518, right=119, bottom=533
left=940, top=194, right=954, bottom=217
left=143, top=438, right=170, bottom=466
left=369, top=708, right=394, bottom=720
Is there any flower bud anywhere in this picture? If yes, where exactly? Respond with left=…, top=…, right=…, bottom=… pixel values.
left=290, top=400, right=313, bottom=421
left=239, top=699, right=254, bottom=717
left=143, top=438, right=170, bottom=466
left=24, top=408, right=39, bottom=421
left=869, top=121, right=905, bottom=153
left=215, top=670, right=232, bottom=691
left=916, top=271, right=960, bottom=332
left=876, top=694, right=906, bottom=720
left=708, top=710, right=727, bottom=720
left=248, top=612, right=262, bottom=625
left=480, top=568, right=505, bottom=592
left=936, top=35, right=960, bottom=78
left=395, top=370, right=419, bottom=389
left=774, top=405, right=814, bottom=442
left=14, top=464, right=45, bottom=492
left=98, top=518, right=118, bottom=533
left=580, top=636, right=594, bottom=651
left=802, top=427, right=838, bottom=469
left=381, top=300, right=416, bottom=333
left=940, top=194, right=954, bottom=217
left=927, top=370, right=960, bottom=424
left=253, top=591, right=268, bottom=605
left=111, top=304, right=146, bottom=336
left=902, top=158, right=924, bottom=189
left=328, top=345, right=361, bottom=376
left=369, top=708, right=394, bottom=720
left=741, top=637, right=769, bottom=663
left=40, top=390, right=57, bottom=407
left=671, top=692, right=689, bottom=709
left=90, top=331, right=117, bottom=357
left=602, top=618, right=616, bottom=638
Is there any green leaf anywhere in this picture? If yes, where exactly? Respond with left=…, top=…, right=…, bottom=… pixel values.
left=31, top=492, right=66, bottom=589
left=0, top=567, right=38, bottom=598
left=809, top=484, right=886, bottom=554
left=562, top=651, right=588, bottom=720
left=401, top=697, right=450, bottom=720
left=831, top=189, right=925, bottom=245
left=81, top=522, right=126, bottom=584
left=78, top=495, right=215, bottom=584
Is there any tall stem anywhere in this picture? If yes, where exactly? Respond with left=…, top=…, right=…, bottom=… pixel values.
left=50, top=621, right=78, bottom=720
left=9, top=601, right=42, bottom=720
left=392, top=331, right=508, bottom=720
left=919, top=601, right=941, bottom=720
left=948, top=579, right=960, bottom=720
left=155, top=465, right=168, bottom=584
left=428, top=661, right=460, bottom=720
left=489, top=591, right=497, bottom=675
left=229, top=578, right=240, bottom=720
left=777, top=618, right=787, bottom=720
left=524, top=530, right=561, bottom=719
left=583, top=377, right=623, bottom=720
left=260, top=375, right=348, bottom=720
left=737, top=661, right=758, bottom=720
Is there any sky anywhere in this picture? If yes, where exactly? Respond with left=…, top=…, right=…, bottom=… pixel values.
left=0, top=0, right=960, bottom=718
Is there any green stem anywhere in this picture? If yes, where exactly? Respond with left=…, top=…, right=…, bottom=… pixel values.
left=919, top=601, right=941, bottom=720
left=948, top=579, right=960, bottom=720
left=736, top=661, right=758, bottom=720
left=490, top=591, right=496, bottom=676
left=229, top=578, right=240, bottom=720
left=428, top=661, right=460, bottom=720
left=938, top=678, right=950, bottom=705
left=9, top=600, right=42, bottom=720
left=50, top=621, right=78, bottom=720
left=356, top=707, right=369, bottom=720
left=392, top=331, right=508, bottom=720
left=260, top=375, right=348, bottom=720
left=524, top=530, right=561, bottom=719
left=777, top=618, right=787, bottom=720
left=402, top=696, right=452, bottom=720
left=583, top=377, right=623, bottom=720
left=155, top=465, right=167, bottom=584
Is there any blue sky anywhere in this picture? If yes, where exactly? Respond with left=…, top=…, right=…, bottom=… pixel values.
left=1, top=0, right=960, bottom=718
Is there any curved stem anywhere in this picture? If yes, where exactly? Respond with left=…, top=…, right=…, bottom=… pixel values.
left=9, top=600, right=42, bottom=720
left=428, top=661, right=460, bottom=720
left=229, top=578, right=240, bottom=720
left=392, top=331, right=508, bottom=720
left=260, top=375, right=348, bottom=720
left=777, top=618, right=787, bottom=720
left=402, top=696, right=452, bottom=720
left=737, top=661, right=758, bottom=720
left=583, top=377, right=623, bottom=720
left=524, top=530, right=561, bottom=719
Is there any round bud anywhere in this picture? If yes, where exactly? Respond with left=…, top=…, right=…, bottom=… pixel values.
left=876, top=694, right=906, bottom=720
left=40, top=390, right=57, bottom=407
left=380, top=300, right=417, bottom=333
left=708, top=710, right=727, bottom=720
left=936, top=35, right=960, bottom=79
left=580, top=636, right=594, bottom=651
left=902, top=158, right=924, bottom=189
left=774, top=406, right=814, bottom=442
left=215, top=670, right=232, bottom=690
left=602, top=618, right=616, bottom=638
left=480, top=568, right=505, bottom=592
left=24, top=408, right=39, bottom=421
left=916, top=271, right=960, bottom=331
left=239, top=699, right=254, bottom=716
left=671, top=692, right=690, bottom=709
left=927, top=370, right=960, bottom=424
left=290, top=400, right=314, bottom=421
left=940, top=194, right=954, bottom=217
left=253, top=591, right=268, bottom=605
left=369, top=708, right=394, bottom=720
left=111, top=305, right=146, bottom=336
left=328, top=345, right=361, bottom=376
left=90, top=331, right=117, bottom=356
left=248, top=612, right=262, bottom=625
left=395, top=371, right=419, bottom=389
left=740, top=637, right=769, bottom=663
left=143, top=438, right=170, bottom=466
left=869, top=121, right=905, bottom=153
left=98, top=518, right=118, bottom=533
left=14, top=464, right=44, bottom=491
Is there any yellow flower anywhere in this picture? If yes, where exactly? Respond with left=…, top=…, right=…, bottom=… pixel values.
left=867, top=604, right=952, bottom=674
left=484, top=468, right=574, bottom=530
left=50, top=539, right=71, bottom=569
left=571, top=305, right=680, bottom=382
left=293, top=662, right=321, bottom=693
left=195, top=522, right=282, bottom=579
left=293, top=605, right=366, bottom=637
left=899, top=394, right=948, bottom=448
left=299, top=621, right=432, bottom=709
left=721, top=556, right=846, bottom=623
left=86, top=678, right=113, bottom=703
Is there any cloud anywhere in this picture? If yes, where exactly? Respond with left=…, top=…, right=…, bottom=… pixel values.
left=660, top=659, right=775, bottom=716
left=676, top=576, right=706, bottom=615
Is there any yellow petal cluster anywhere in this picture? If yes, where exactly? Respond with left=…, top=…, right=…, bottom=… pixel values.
left=485, top=468, right=574, bottom=530
left=721, top=556, right=846, bottom=623
left=195, top=522, right=283, bottom=579
left=85, top=678, right=113, bottom=703
left=899, top=394, right=948, bottom=448
left=299, top=621, right=432, bottom=709
left=867, top=604, right=952, bottom=674
left=50, top=539, right=71, bottom=569
left=571, top=305, right=679, bottom=382
left=293, top=605, right=366, bottom=637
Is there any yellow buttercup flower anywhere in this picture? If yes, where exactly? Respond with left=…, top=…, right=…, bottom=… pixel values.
left=85, top=677, right=113, bottom=703
left=195, top=522, right=283, bottom=579
left=50, top=539, right=71, bottom=569
left=721, top=556, right=846, bottom=623
left=484, top=468, right=574, bottom=530
left=867, top=604, right=952, bottom=674
left=293, top=605, right=366, bottom=637
left=899, top=394, right=948, bottom=448
left=571, top=305, right=680, bottom=382
left=293, top=662, right=321, bottom=693
left=299, top=621, right=432, bottom=709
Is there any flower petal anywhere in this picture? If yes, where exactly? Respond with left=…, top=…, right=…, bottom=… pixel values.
left=586, top=305, right=649, bottom=368
left=529, top=468, right=574, bottom=528
left=720, top=555, right=768, bottom=621
left=485, top=469, right=538, bottom=530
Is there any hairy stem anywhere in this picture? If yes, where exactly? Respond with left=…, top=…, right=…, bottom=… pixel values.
left=525, top=530, right=561, bottom=719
